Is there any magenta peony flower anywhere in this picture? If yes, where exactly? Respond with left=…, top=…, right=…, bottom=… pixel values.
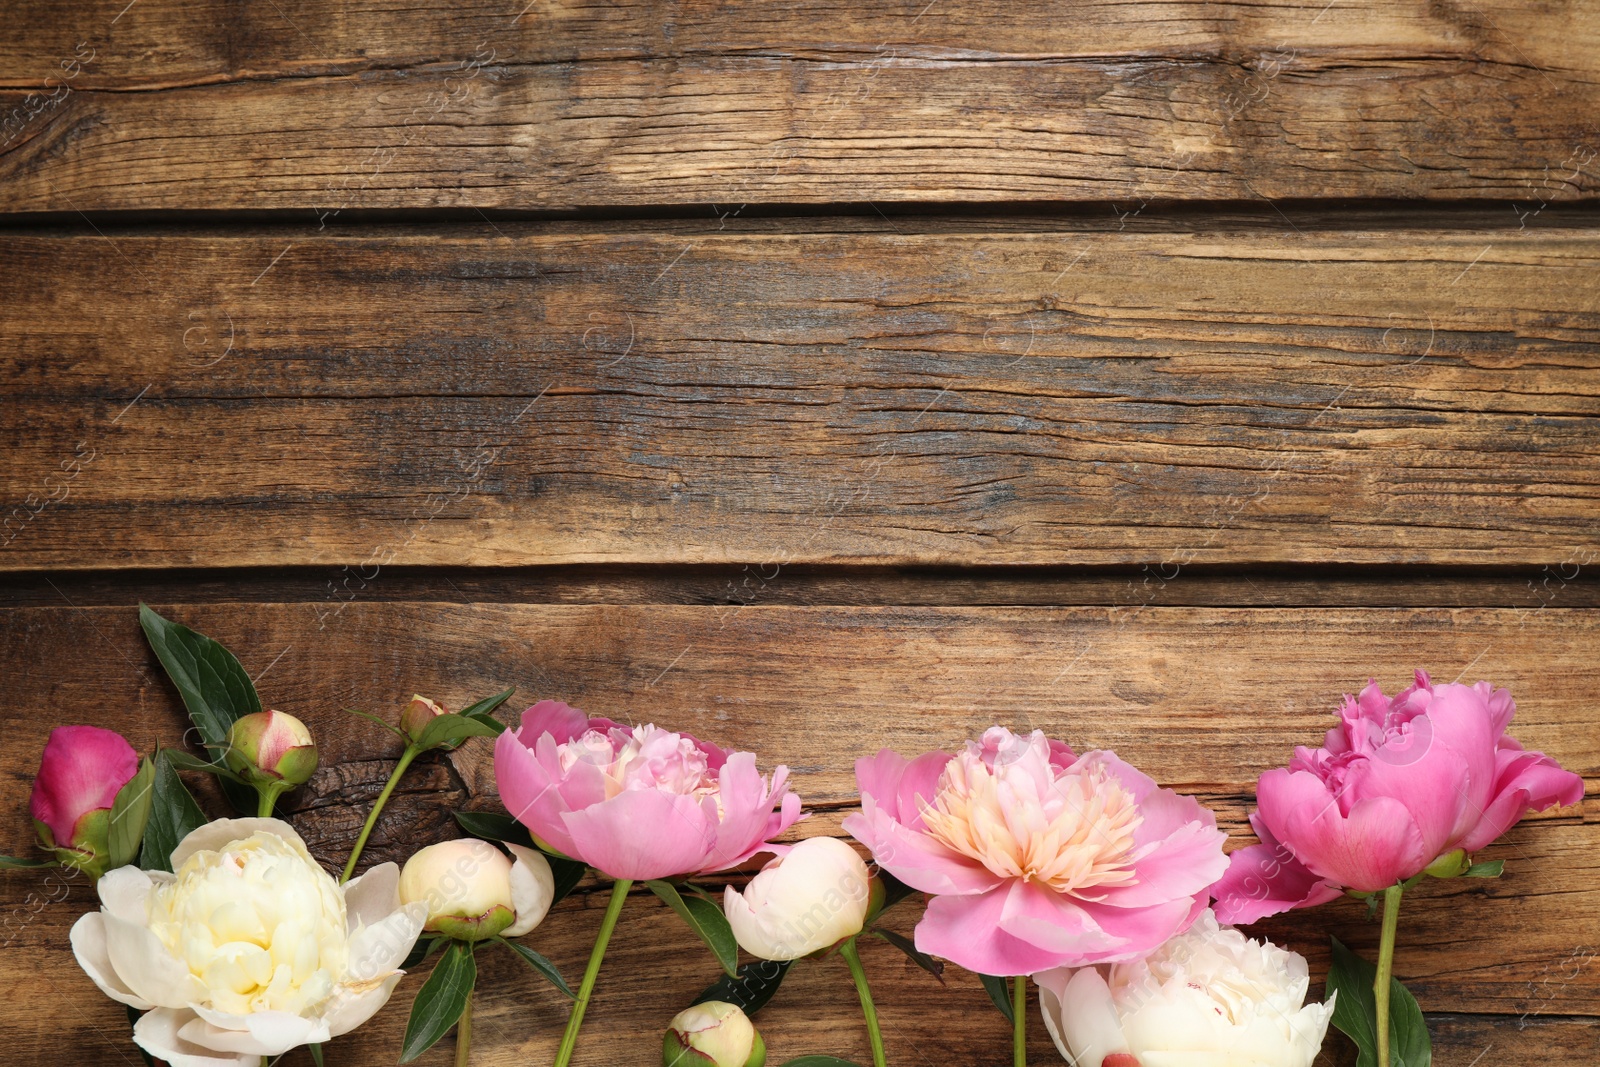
left=1213, top=671, right=1585, bottom=922
left=493, top=700, right=802, bottom=882
left=29, top=725, right=141, bottom=877
left=843, top=727, right=1228, bottom=977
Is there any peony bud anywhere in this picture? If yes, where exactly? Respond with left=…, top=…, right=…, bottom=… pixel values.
left=723, top=836, right=871, bottom=961
left=400, top=694, right=447, bottom=744
left=224, top=710, right=318, bottom=787
left=1422, top=848, right=1470, bottom=879
left=399, top=838, right=555, bottom=942
left=29, top=726, right=143, bottom=878
left=662, top=1001, right=766, bottom=1067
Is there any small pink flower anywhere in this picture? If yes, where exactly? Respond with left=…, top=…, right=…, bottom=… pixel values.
left=29, top=725, right=140, bottom=856
left=493, top=700, right=802, bottom=882
left=843, top=727, right=1227, bottom=977
left=1213, top=671, right=1585, bottom=922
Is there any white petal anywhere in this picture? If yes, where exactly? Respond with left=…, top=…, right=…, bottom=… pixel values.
left=104, top=911, right=204, bottom=1008
left=723, top=883, right=790, bottom=961
left=134, top=1008, right=257, bottom=1067
left=70, top=912, right=153, bottom=1010
left=1054, top=967, right=1130, bottom=1067
left=96, top=865, right=157, bottom=923
left=343, top=861, right=401, bottom=930
left=347, top=901, right=427, bottom=984
left=504, top=844, right=556, bottom=937
left=183, top=1006, right=327, bottom=1056
left=322, top=972, right=404, bottom=1039
left=170, top=817, right=308, bottom=870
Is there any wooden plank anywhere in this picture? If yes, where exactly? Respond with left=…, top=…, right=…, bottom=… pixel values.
left=2, top=1, right=1599, bottom=210
left=5, top=223, right=1599, bottom=569
left=0, top=602, right=1593, bottom=1039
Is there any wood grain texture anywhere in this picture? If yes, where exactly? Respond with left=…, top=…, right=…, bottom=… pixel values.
left=5, top=221, right=1600, bottom=569
left=0, top=602, right=1593, bottom=1067
left=3, top=1, right=1599, bottom=210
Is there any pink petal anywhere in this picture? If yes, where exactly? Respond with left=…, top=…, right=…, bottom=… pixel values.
left=700, top=755, right=802, bottom=872
left=1210, top=817, right=1343, bottom=925
left=1420, top=683, right=1502, bottom=837
left=1458, top=747, right=1585, bottom=852
left=1097, top=816, right=1228, bottom=909
left=1059, top=891, right=1202, bottom=966
left=1259, top=767, right=1429, bottom=891
left=560, top=789, right=716, bottom=881
left=913, top=883, right=1074, bottom=977
left=1338, top=725, right=1472, bottom=861
left=29, top=726, right=139, bottom=847
left=841, top=795, right=1001, bottom=896
left=853, top=749, right=949, bottom=830
left=514, top=700, right=592, bottom=746
left=1078, top=750, right=1160, bottom=803
left=492, top=729, right=581, bottom=859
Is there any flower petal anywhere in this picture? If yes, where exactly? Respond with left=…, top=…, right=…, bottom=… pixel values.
left=103, top=910, right=205, bottom=1008
left=323, top=973, right=405, bottom=1039
left=559, top=789, right=716, bottom=882
left=1458, top=746, right=1586, bottom=852
left=1098, top=809, right=1228, bottom=909
left=702, top=756, right=803, bottom=873
left=504, top=844, right=556, bottom=937
left=170, top=818, right=308, bottom=871
left=913, top=883, right=1072, bottom=976
left=134, top=1008, right=256, bottom=1067
left=96, top=865, right=160, bottom=924
left=342, top=861, right=401, bottom=930
left=494, top=728, right=582, bottom=859
left=1258, top=767, right=1429, bottom=892
left=70, top=912, right=153, bottom=1010
left=841, top=795, right=1002, bottom=896
left=183, top=1006, right=327, bottom=1056
left=348, top=900, right=427, bottom=984
left=1210, top=819, right=1343, bottom=925
left=29, top=725, right=139, bottom=848
left=854, top=749, right=950, bottom=830
left=1036, top=965, right=1130, bottom=1067
left=514, top=700, right=592, bottom=746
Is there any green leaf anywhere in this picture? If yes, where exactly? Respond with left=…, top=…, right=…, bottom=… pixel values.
left=1328, top=937, right=1432, bottom=1067
left=978, top=973, right=1014, bottom=1025
left=692, top=959, right=792, bottom=1017
left=458, top=687, right=515, bottom=723
left=340, top=706, right=408, bottom=741
left=139, top=751, right=209, bottom=873
left=108, top=757, right=156, bottom=869
left=416, top=713, right=504, bottom=752
left=138, top=604, right=261, bottom=815
left=869, top=927, right=943, bottom=980
left=495, top=936, right=575, bottom=998
left=402, top=935, right=446, bottom=970
left=779, top=1058, right=864, bottom=1066
left=0, top=855, right=56, bottom=869
left=647, top=880, right=740, bottom=977
left=309, top=1043, right=325, bottom=1067
left=1463, top=860, right=1504, bottom=878
left=451, top=811, right=587, bottom=903
left=400, top=940, right=476, bottom=1063
left=158, top=748, right=250, bottom=785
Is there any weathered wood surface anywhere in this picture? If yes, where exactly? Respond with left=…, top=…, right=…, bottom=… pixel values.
left=0, top=601, right=1593, bottom=1067
left=6, top=221, right=1600, bottom=569
left=3, top=1, right=1600, bottom=211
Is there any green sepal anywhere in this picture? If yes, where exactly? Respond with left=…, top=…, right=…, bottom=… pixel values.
left=107, top=756, right=156, bottom=870
left=400, top=940, right=476, bottom=1063
left=648, top=879, right=740, bottom=977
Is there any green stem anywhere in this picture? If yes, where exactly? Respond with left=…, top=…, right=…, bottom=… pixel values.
left=1375, top=883, right=1404, bottom=1067
left=340, top=745, right=419, bottom=883
left=1013, top=974, right=1027, bottom=1067
left=552, top=877, right=632, bottom=1067
left=838, top=937, right=887, bottom=1067
left=256, top=782, right=286, bottom=819
left=455, top=988, right=473, bottom=1067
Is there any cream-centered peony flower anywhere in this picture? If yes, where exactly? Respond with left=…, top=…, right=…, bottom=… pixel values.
left=1036, top=910, right=1335, bottom=1067
left=70, top=818, right=426, bottom=1066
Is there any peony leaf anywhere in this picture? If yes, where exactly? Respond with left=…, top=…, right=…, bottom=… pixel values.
left=648, top=880, right=740, bottom=977
left=400, top=940, right=476, bottom=1063
left=0, top=855, right=55, bottom=869
left=692, top=959, right=792, bottom=1017
left=416, top=712, right=504, bottom=752
left=451, top=810, right=587, bottom=903
left=339, top=706, right=408, bottom=741
left=308, top=1043, right=325, bottom=1067
left=458, top=687, right=515, bottom=727
left=978, top=973, right=1014, bottom=1024
left=494, top=935, right=575, bottom=998
left=402, top=935, right=446, bottom=970
left=138, top=604, right=261, bottom=814
left=869, top=927, right=944, bottom=981
left=1463, top=860, right=1504, bottom=878
left=107, top=756, right=156, bottom=869
left=158, top=748, right=250, bottom=785
left=874, top=869, right=918, bottom=913
left=1328, top=936, right=1432, bottom=1067
left=139, top=751, right=209, bottom=872
left=779, top=1058, right=864, bottom=1066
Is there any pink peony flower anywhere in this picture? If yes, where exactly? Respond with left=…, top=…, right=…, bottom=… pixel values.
left=1213, top=671, right=1585, bottom=922
left=843, top=727, right=1228, bottom=977
left=493, top=700, right=802, bottom=882
left=29, top=725, right=141, bottom=875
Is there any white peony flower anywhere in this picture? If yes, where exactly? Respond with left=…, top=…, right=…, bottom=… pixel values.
left=70, top=818, right=426, bottom=1066
left=1036, top=910, right=1335, bottom=1067
left=723, top=836, right=872, bottom=961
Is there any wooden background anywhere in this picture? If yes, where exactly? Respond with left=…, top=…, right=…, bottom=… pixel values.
left=2, top=0, right=1597, bottom=1064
